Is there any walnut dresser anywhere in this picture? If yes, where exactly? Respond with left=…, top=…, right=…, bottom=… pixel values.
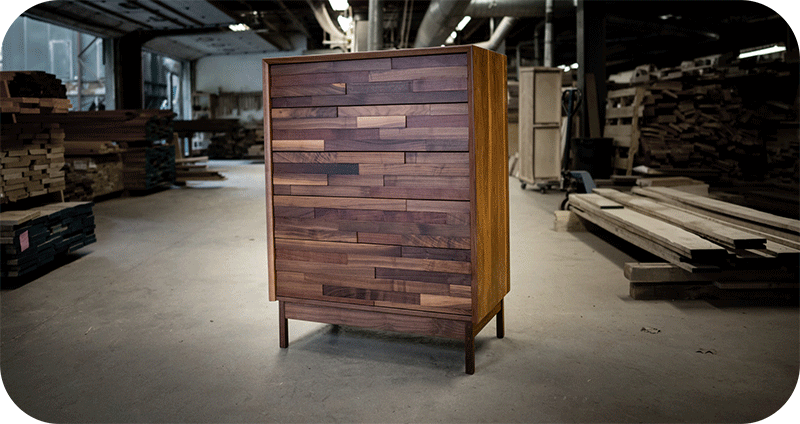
left=262, top=45, right=509, bottom=374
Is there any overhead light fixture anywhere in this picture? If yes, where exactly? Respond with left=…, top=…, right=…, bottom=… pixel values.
left=570, top=63, right=579, bottom=69
left=337, top=15, right=352, bottom=31
left=329, top=0, right=349, bottom=12
left=446, top=31, right=457, bottom=44
left=738, top=44, right=786, bottom=59
left=229, top=23, right=250, bottom=32
left=456, top=16, right=472, bottom=32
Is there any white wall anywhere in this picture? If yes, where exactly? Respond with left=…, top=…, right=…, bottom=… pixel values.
left=194, top=34, right=308, bottom=93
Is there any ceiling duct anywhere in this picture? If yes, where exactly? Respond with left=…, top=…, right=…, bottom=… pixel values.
left=414, top=0, right=576, bottom=48
left=412, top=0, right=471, bottom=48
left=306, top=0, right=348, bottom=50
left=475, top=16, right=518, bottom=51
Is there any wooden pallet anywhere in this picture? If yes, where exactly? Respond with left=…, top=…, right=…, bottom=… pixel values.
left=605, top=87, right=646, bottom=175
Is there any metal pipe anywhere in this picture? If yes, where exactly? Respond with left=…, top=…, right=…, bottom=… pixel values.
left=544, top=0, right=553, bottom=67
left=368, top=0, right=383, bottom=50
left=465, top=0, right=572, bottom=18
left=412, top=0, right=471, bottom=47
left=475, top=16, right=517, bottom=52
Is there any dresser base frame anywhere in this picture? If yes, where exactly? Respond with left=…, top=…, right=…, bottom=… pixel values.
left=278, top=298, right=504, bottom=374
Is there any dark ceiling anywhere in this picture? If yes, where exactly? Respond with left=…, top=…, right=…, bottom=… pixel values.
left=19, top=0, right=796, bottom=75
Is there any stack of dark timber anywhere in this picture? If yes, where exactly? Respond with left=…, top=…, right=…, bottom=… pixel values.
left=1, top=202, right=96, bottom=279
left=568, top=185, right=799, bottom=300
left=1, top=71, right=69, bottom=204
left=175, top=156, right=225, bottom=183
left=606, top=57, right=798, bottom=184
left=0, top=71, right=67, bottom=99
left=64, top=155, right=124, bottom=201
left=207, top=122, right=263, bottom=159
left=121, top=145, right=175, bottom=191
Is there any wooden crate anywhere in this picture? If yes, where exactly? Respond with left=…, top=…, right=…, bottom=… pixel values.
left=263, top=45, right=509, bottom=374
left=517, top=67, right=562, bottom=186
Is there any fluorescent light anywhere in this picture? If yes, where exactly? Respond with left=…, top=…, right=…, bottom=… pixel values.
left=570, top=62, right=579, bottom=69
left=446, top=31, right=457, bottom=44
left=337, top=15, right=352, bottom=31
left=456, top=16, right=472, bottom=31
left=329, top=0, right=349, bottom=11
left=738, top=45, right=786, bottom=59
left=228, top=23, right=250, bottom=32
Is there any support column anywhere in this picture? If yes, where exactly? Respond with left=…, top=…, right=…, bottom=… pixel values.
left=576, top=0, right=607, bottom=139
left=368, top=0, right=383, bottom=51
left=114, top=32, right=147, bottom=110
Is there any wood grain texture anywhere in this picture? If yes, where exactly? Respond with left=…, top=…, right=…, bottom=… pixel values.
left=391, top=54, right=468, bottom=69
left=271, top=83, right=346, bottom=98
left=289, top=185, right=470, bottom=201
left=272, top=173, right=327, bottom=186
left=356, top=116, right=407, bottom=128
left=470, top=47, right=510, bottom=324
left=273, top=152, right=404, bottom=164
left=271, top=71, right=370, bottom=88
left=272, top=139, right=324, bottom=151
left=272, top=107, right=338, bottom=119
left=314, top=208, right=450, bottom=225
left=270, top=58, right=392, bottom=76
left=358, top=232, right=471, bottom=249
left=369, top=66, right=468, bottom=82
left=323, top=139, right=468, bottom=152
left=263, top=60, right=277, bottom=301
left=276, top=238, right=402, bottom=257
left=405, top=152, right=469, bottom=163
left=274, top=195, right=407, bottom=211
left=406, top=114, right=469, bottom=128
left=271, top=91, right=468, bottom=108
left=283, top=301, right=465, bottom=339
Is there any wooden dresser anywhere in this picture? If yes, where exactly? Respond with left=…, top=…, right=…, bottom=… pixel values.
left=262, top=45, right=509, bottom=374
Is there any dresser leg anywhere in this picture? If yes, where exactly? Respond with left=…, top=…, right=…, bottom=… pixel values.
left=496, top=299, right=505, bottom=339
left=465, top=322, right=475, bottom=375
left=279, top=301, right=288, bottom=348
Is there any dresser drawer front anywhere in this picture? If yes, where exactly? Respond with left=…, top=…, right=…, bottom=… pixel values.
left=267, top=52, right=474, bottom=315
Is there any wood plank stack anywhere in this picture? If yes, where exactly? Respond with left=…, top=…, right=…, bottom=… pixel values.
left=64, top=155, right=124, bottom=201
left=1, top=201, right=96, bottom=279
left=121, top=145, right=175, bottom=191
left=0, top=71, right=67, bottom=99
left=1, top=71, right=70, bottom=204
left=607, top=58, right=798, bottom=183
left=568, top=186, right=799, bottom=299
left=175, top=156, right=225, bottom=183
left=15, top=109, right=176, bottom=147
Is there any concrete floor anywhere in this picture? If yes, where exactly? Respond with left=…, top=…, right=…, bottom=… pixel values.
left=1, top=160, right=798, bottom=423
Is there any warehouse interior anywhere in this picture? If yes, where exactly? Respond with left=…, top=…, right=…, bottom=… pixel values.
left=1, top=1, right=798, bottom=422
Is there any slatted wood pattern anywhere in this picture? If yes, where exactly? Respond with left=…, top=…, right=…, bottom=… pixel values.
left=264, top=46, right=508, bottom=319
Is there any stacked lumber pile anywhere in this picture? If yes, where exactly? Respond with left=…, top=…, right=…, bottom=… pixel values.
left=175, top=156, right=226, bottom=183
left=64, top=155, right=124, bottom=201
left=607, top=58, right=798, bottom=183
left=1, top=71, right=70, bottom=204
left=121, top=145, right=175, bottom=191
left=568, top=186, right=799, bottom=300
left=0, top=71, right=67, bottom=99
left=15, top=109, right=176, bottom=151
left=207, top=123, right=262, bottom=159
left=1, top=201, right=96, bottom=279
left=636, top=81, right=763, bottom=180
left=246, top=143, right=264, bottom=158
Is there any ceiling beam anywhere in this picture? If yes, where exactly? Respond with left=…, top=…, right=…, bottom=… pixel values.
left=76, top=0, right=155, bottom=30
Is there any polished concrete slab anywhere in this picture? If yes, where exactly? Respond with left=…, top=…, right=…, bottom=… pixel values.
left=2, top=160, right=798, bottom=423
